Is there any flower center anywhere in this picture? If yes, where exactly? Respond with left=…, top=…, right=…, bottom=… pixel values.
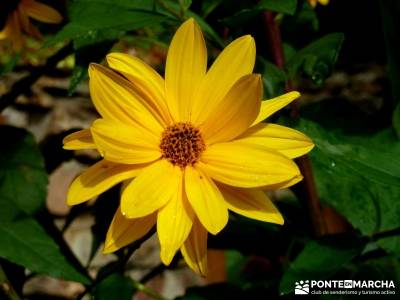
left=160, top=122, right=205, bottom=168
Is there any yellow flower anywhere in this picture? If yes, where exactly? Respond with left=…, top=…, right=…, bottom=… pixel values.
left=308, top=0, right=330, bottom=8
left=63, top=19, right=314, bottom=275
left=0, top=0, right=62, bottom=51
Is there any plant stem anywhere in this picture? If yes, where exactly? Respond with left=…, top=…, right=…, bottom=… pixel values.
left=0, top=265, right=21, bottom=300
left=0, top=43, right=73, bottom=112
left=132, top=281, right=169, bottom=300
left=261, top=11, right=327, bottom=236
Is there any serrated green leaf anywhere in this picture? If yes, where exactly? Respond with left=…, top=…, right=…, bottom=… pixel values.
left=287, top=33, right=344, bottom=84
left=0, top=218, right=90, bottom=284
left=279, top=236, right=366, bottom=294
left=284, top=117, right=400, bottom=253
left=0, top=126, right=47, bottom=221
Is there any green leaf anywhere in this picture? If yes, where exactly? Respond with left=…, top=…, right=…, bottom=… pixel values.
left=279, top=236, right=366, bottom=294
left=158, top=1, right=224, bottom=47
left=68, top=39, right=115, bottom=94
left=285, top=117, right=400, bottom=253
left=201, top=0, right=225, bottom=17
left=93, top=273, right=135, bottom=300
left=46, top=0, right=166, bottom=46
left=0, top=126, right=47, bottom=221
left=258, top=0, right=298, bottom=15
left=222, top=0, right=297, bottom=27
left=0, top=218, right=90, bottom=284
left=256, top=57, right=287, bottom=98
left=286, top=33, right=344, bottom=84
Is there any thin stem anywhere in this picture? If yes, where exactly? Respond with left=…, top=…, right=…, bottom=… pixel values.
left=261, top=11, right=327, bottom=236
left=0, top=265, right=21, bottom=300
left=132, top=281, right=169, bottom=300
left=0, top=43, right=73, bottom=112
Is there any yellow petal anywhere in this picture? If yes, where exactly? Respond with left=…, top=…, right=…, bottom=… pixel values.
left=199, top=143, right=301, bottom=188
left=181, top=218, right=208, bottom=276
left=88, top=64, right=163, bottom=134
left=235, top=123, right=314, bottom=158
left=157, top=184, right=194, bottom=265
left=191, top=35, right=256, bottom=125
left=219, top=184, right=284, bottom=224
left=91, top=119, right=161, bottom=164
left=103, top=208, right=156, bottom=254
left=185, top=166, right=228, bottom=235
left=21, top=0, right=62, bottom=23
left=252, top=91, right=300, bottom=126
left=121, top=160, right=182, bottom=218
left=67, top=160, right=144, bottom=205
left=264, top=175, right=304, bottom=190
left=319, top=0, right=330, bottom=5
left=165, top=18, right=207, bottom=122
left=63, top=129, right=96, bottom=150
left=106, top=53, right=172, bottom=126
left=201, top=74, right=262, bottom=144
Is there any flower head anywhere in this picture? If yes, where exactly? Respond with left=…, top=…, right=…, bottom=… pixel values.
left=308, top=0, right=330, bottom=8
left=0, top=0, right=62, bottom=51
left=63, top=19, right=314, bottom=275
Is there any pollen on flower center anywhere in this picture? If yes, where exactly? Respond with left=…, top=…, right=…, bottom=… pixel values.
left=160, top=123, right=205, bottom=168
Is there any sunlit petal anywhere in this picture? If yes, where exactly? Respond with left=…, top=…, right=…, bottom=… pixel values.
left=191, top=35, right=256, bottom=125
left=63, top=129, right=96, bottom=150
left=219, top=184, right=284, bottom=224
left=165, top=18, right=207, bottom=122
left=157, top=183, right=194, bottom=265
left=252, top=91, right=300, bottom=126
left=88, top=64, right=163, bottom=134
left=106, top=53, right=172, bottom=126
left=199, top=143, right=301, bottom=188
left=91, top=119, right=161, bottom=164
left=235, top=123, right=314, bottom=158
left=121, top=160, right=182, bottom=218
left=103, top=208, right=156, bottom=253
left=201, top=74, right=262, bottom=144
left=181, top=218, right=208, bottom=276
left=67, top=160, right=145, bottom=205
left=185, top=166, right=228, bottom=235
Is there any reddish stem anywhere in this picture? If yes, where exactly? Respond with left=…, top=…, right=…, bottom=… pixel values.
left=262, top=11, right=350, bottom=236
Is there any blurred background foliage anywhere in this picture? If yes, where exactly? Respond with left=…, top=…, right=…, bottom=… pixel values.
left=1, top=0, right=400, bottom=299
